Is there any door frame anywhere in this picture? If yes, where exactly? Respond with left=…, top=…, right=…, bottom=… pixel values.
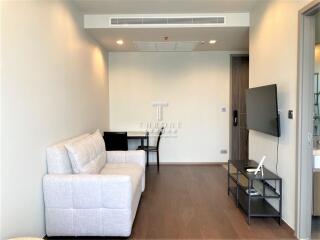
left=296, top=1, right=320, bottom=239
left=229, top=54, right=249, bottom=161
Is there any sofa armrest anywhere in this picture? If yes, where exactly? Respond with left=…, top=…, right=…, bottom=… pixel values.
left=43, top=174, right=132, bottom=209
left=106, top=150, right=146, bottom=168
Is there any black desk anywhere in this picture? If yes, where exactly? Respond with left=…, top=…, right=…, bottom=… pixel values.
left=127, top=131, right=149, bottom=166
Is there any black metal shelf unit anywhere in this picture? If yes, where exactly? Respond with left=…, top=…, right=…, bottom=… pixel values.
left=228, top=160, right=282, bottom=224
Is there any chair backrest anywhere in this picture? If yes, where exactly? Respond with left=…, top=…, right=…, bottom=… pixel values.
left=156, top=127, right=164, bottom=149
left=103, top=132, right=128, bottom=151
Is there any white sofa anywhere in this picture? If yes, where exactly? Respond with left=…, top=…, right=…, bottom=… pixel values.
left=43, top=131, right=146, bottom=237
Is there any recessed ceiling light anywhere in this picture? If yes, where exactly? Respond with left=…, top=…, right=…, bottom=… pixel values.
left=209, top=40, right=217, bottom=44
left=116, top=39, right=124, bottom=45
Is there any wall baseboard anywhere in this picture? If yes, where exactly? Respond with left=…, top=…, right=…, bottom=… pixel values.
left=148, top=162, right=227, bottom=166
left=280, top=220, right=295, bottom=236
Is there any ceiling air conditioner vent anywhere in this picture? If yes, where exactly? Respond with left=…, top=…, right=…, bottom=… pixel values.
left=193, top=17, right=225, bottom=24
left=110, top=16, right=226, bottom=26
left=137, top=18, right=167, bottom=25
left=167, top=18, right=193, bottom=24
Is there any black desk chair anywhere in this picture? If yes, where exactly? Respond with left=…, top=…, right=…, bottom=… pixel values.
left=137, top=127, right=164, bottom=172
left=103, top=132, right=128, bottom=151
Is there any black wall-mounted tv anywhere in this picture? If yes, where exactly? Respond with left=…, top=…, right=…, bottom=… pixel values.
left=245, top=84, right=281, bottom=137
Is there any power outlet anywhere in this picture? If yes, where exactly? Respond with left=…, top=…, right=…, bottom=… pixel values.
left=220, top=149, right=228, bottom=154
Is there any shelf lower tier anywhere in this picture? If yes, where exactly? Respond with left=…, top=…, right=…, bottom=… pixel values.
left=229, top=187, right=280, bottom=217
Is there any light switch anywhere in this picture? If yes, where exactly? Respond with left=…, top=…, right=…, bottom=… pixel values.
left=288, top=110, right=293, bottom=119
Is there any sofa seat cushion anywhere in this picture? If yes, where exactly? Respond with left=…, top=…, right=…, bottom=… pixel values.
left=100, top=163, right=143, bottom=198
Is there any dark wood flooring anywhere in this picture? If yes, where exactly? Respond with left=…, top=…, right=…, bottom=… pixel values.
left=312, top=216, right=320, bottom=239
left=46, top=165, right=295, bottom=239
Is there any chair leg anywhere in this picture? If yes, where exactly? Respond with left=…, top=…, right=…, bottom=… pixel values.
left=157, top=150, right=160, bottom=172
left=147, top=150, right=149, bottom=167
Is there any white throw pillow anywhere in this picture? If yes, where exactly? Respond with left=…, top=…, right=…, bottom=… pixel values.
left=88, top=130, right=105, bottom=154
left=65, top=130, right=106, bottom=174
left=46, top=133, right=89, bottom=174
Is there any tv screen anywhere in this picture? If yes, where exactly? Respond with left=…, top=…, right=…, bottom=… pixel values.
left=245, top=84, right=280, bottom=137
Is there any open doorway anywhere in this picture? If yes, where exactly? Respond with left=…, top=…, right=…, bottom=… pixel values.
left=297, top=1, right=320, bottom=239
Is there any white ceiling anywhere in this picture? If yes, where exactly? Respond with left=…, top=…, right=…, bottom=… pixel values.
left=87, top=27, right=249, bottom=52
left=72, top=0, right=260, bottom=14
left=73, top=0, right=252, bottom=52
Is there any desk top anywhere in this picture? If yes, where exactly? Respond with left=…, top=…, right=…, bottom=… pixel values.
left=127, top=131, right=148, bottom=138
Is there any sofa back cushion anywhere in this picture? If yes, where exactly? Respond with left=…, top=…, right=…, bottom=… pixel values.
left=46, top=134, right=89, bottom=174
left=65, top=130, right=106, bottom=174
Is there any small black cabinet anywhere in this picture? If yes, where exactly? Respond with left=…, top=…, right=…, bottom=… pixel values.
left=228, top=160, right=282, bottom=224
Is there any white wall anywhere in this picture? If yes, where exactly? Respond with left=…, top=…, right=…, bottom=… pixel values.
left=249, top=0, right=312, bottom=229
left=109, top=51, right=237, bottom=163
left=0, top=1, right=3, bottom=238
left=1, top=1, right=109, bottom=239
left=316, top=12, right=320, bottom=44
left=316, top=44, right=320, bottom=74
left=316, top=13, right=320, bottom=74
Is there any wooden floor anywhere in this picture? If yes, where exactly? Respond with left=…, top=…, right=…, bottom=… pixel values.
left=46, top=165, right=296, bottom=239
left=312, top=216, right=320, bottom=239
left=130, top=165, right=295, bottom=239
